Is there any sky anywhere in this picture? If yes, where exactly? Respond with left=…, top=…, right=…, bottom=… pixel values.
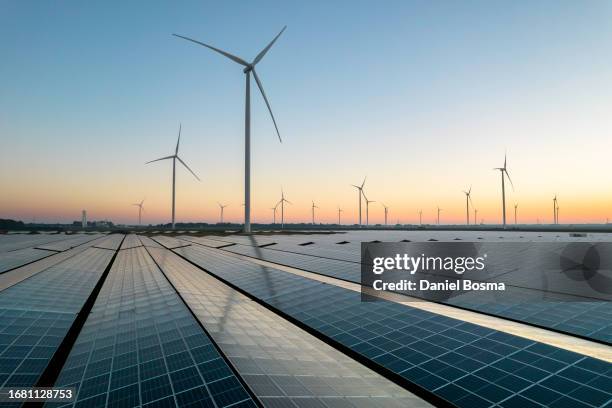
left=1, top=0, right=612, bottom=225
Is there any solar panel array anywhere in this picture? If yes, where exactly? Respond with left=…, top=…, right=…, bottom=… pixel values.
left=188, top=237, right=612, bottom=344
left=171, top=244, right=612, bottom=408
left=147, top=246, right=430, bottom=408
left=0, top=231, right=609, bottom=408
left=0, top=247, right=113, bottom=405
left=49, top=247, right=256, bottom=408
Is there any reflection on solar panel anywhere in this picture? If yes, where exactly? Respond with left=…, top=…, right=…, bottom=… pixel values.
left=119, top=234, right=143, bottom=250
left=0, top=248, right=52, bottom=274
left=49, top=247, right=256, bottom=408
left=171, top=244, right=612, bottom=408
left=147, top=247, right=431, bottom=408
left=35, top=235, right=102, bottom=252
left=0, top=248, right=114, bottom=401
left=0, top=234, right=97, bottom=254
left=192, top=237, right=612, bottom=344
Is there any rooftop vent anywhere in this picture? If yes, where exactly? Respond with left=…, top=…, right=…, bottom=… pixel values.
left=299, top=242, right=314, bottom=246
left=336, top=241, right=350, bottom=245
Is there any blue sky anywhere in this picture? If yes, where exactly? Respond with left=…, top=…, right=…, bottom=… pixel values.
left=1, top=1, right=612, bottom=224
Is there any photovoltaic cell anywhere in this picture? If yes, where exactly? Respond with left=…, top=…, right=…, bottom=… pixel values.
left=0, top=248, right=52, bottom=274
left=171, top=245, right=612, bottom=408
left=48, top=247, right=256, bottom=408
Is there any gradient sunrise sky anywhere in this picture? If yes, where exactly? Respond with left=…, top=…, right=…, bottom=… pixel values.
left=1, top=0, right=612, bottom=225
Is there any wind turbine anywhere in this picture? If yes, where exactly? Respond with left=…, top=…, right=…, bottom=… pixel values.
left=132, top=199, right=145, bottom=226
left=437, top=206, right=442, bottom=225
left=463, top=186, right=473, bottom=225
left=311, top=201, right=319, bottom=225
left=351, top=177, right=367, bottom=226
left=174, top=27, right=286, bottom=234
left=145, top=124, right=200, bottom=229
left=553, top=195, right=558, bottom=224
left=381, top=203, right=389, bottom=226
left=218, top=202, right=228, bottom=223
left=338, top=207, right=343, bottom=225
left=270, top=203, right=279, bottom=224
left=278, top=189, right=291, bottom=229
left=418, top=210, right=423, bottom=226
left=494, top=153, right=514, bottom=228
left=474, top=208, right=478, bottom=225
left=514, top=203, right=518, bottom=225
left=362, top=192, right=375, bottom=226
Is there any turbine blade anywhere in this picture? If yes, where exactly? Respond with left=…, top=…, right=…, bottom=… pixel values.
left=253, top=26, right=286, bottom=65
left=361, top=177, right=367, bottom=189
left=252, top=69, right=281, bottom=142
left=175, top=124, right=181, bottom=155
left=176, top=156, right=201, bottom=181
left=145, top=155, right=174, bottom=164
left=172, top=34, right=249, bottom=66
left=505, top=169, right=514, bottom=190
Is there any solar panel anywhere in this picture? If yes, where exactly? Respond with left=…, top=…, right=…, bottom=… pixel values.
left=194, top=237, right=612, bottom=344
left=49, top=247, right=256, bottom=408
left=171, top=245, right=612, bottom=408
left=0, top=248, right=114, bottom=393
left=146, top=246, right=431, bottom=407
left=0, top=248, right=52, bottom=274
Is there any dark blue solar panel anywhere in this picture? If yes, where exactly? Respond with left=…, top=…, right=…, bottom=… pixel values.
left=173, top=244, right=612, bottom=408
left=203, top=240, right=612, bottom=344
left=0, top=248, right=114, bottom=406
left=48, top=247, right=256, bottom=408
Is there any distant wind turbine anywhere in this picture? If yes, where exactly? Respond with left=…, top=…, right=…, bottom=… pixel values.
left=132, top=199, right=145, bottom=226
left=418, top=210, right=422, bottom=226
left=463, top=186, right=473, bottom=225
left=338, top=207, right=343, bottom=225
left=474, top=208, right=478, bottom=225
left=553, top=195, right=558, bottom=224
left=351, top=177, right=367, bottom=226
left=311, top=201, right=319, bottom=225
left=437, top=206, right=442, bottom=225
left=145, top=124, right=200, bottom=229
left=174, top=27, right=286, bottom=234
left=381, top=203, right=389, bottom=226
left=218, top=202, right=228, bottom=223
left=278, top=188, right=291, bottom=229
left=270, top=203, right=279, bottom=224
left=494, top=153, right=514, bottom=228
left=362, top=192, right=375, bottom=226
left=514, top=203, right=518, bottom=225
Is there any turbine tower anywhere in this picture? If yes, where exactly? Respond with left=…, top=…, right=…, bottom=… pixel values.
left=132, top=199, right=145, bottom=226
left=362, top=192, right=375, bottom=226
left=145, top=124, right=200, bottom=229
left=278, top=189, right=291, bottom=229
left=418, top=210, right=422, bottom=226
left=494, top=153, right=514, bottom=228
left=338, top=207, right=343, bottom=225
left=381, top=203, right=389, bottom=226
left=553, top=195, right=558, bottom=224
left=311, top=201, right=319, bottom=225
left=218, top=202, right=228, bottom=223
left=463, top=186, right=473, bottom=225
left=351, top=177, right=366, bottom=226
left=174, top=27, right=286, bottom=234
left=474, top=208, right=478, bottom=225
left=437, top=207, right=442, bottom=225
